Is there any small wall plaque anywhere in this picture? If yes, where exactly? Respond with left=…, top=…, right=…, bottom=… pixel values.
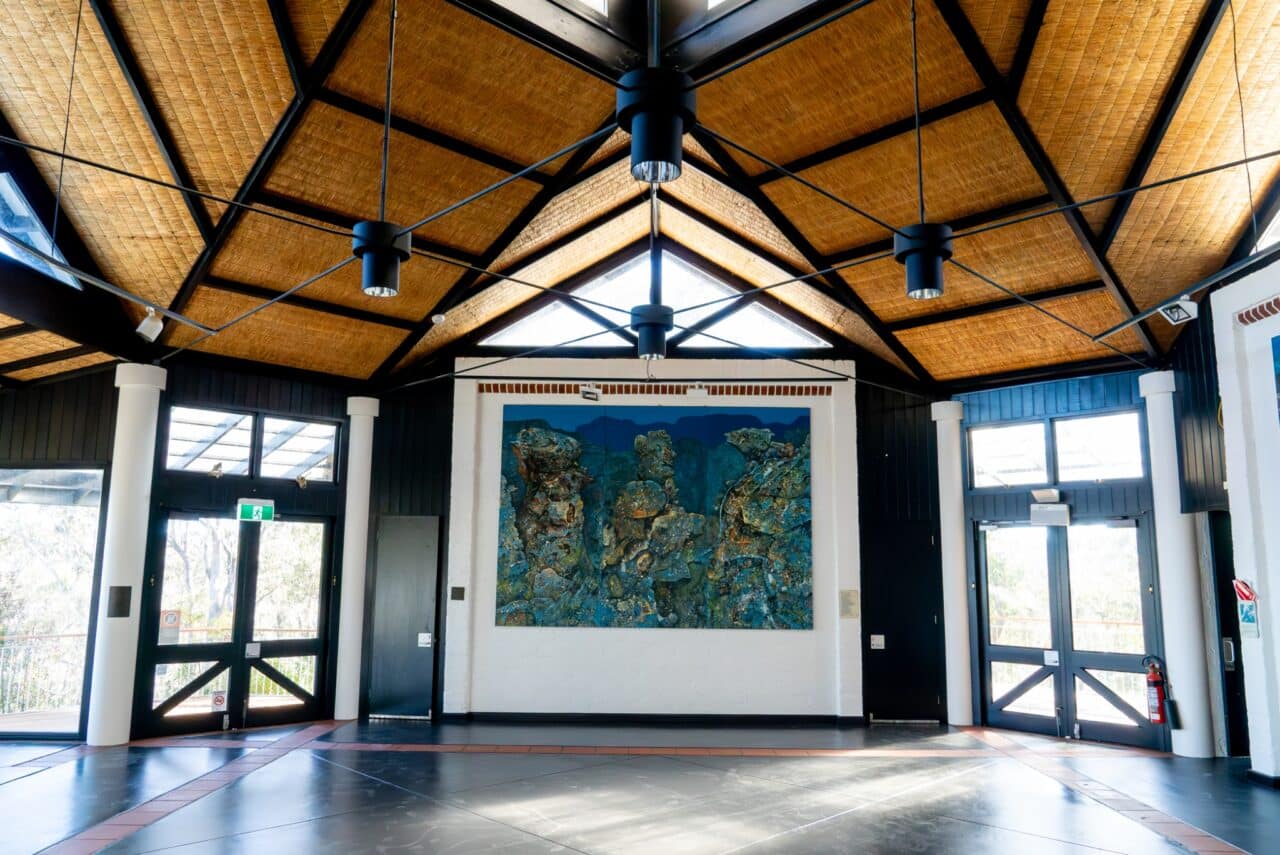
left=450, top=586, right=466, bottom=601
left=839, top=589, right=860, bottom=619
left=107, top=586, right=131, bottom=618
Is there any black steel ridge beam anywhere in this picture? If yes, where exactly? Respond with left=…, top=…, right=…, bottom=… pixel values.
left=255, top=190, right=481, bottom=263
left=886, top=280, right=1106, bottom=332
left=315, top=88, right=552, bottom=186
left=89, top=1, right=215, bottom=242
left=168, top=0, right=375, bottom=316
left=755, top=90, right=992, bottom=184
left=946, top=354, right=1143, bottom=393
left=826, top=194, right=1053, bottom=265
left=266, top=0, right=307, bottom=95
left=684, top=128, right=934, bottom=382
left=202, top=276, right=419, bottom=330
left=372, top=115, right=619, bottom=380
left=1099, top=0, right=1228, bottom=251
left=1007, top=0, right=1048, bottom=94
left=0, top=344, right=98, bottom=375
left=932, top=0, right=1160, bottom=359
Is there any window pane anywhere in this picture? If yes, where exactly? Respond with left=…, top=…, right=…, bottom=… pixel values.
left=970, top=423, right=1047, bottom=487
left=248, top=656, right=316, bottom=709
left=985, top=527, right=1052, bottom=648
left=153, top=662, right=228, bottom=717
left=991, top=662, right=1054, bottom=717
left=260, top=418, right=338, bottom=482
left=253, top=520, right=325, bottom=641
left=1076, top=671, right=1144, bottom=727
left=1067, top=525, right=1145, bottom=654
left=1055, top=413, right=1143, bottom=482
left=0, top=469, right=103, bottom=733
left=159, top=518, right=240, bottom=645
left=167, top=407, right=253, bottom=475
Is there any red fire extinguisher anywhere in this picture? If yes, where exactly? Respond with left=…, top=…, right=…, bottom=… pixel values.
left=1145, top=660, right=1166, bottom=725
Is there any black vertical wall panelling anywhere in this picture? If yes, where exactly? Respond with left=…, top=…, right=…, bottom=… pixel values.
left=1168, top=303, right=1229, bottom=513
left=856, top=383, right=946, bottom=721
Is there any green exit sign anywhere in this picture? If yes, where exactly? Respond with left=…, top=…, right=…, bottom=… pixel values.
left=237, top=498, right=275, bottom=522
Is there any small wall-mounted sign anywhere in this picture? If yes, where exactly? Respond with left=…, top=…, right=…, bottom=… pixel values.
left=417, top=632, right=433, bottom=648
left=237, top=498, right=275, bottom=522
left=244, top=642, right=261, bottom=659
left=869, top=634, right=885, bottom=650
left=1235, top=579, right=1260, bottom=639
left=1030, top=503, right=1070, bottom=526
left=107, top=585, right=131, bottom=618
left=839, top=589, right=860, bottom=619
left=158, top=609, right=182, bottom=644
left=1043, top=649, right=1060, bottom=666
left=211, top=690, right=227, bottom=712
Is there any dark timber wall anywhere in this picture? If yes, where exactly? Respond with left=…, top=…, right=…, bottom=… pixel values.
left=1168, top=306, right=1229, bottom=514
left=856, top=384, right=945, bottom=721
left=0, top=369, right=117, bottom=464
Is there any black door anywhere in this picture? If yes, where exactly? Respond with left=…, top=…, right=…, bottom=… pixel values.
left=1208, top=511, right=1250, bottom=756
left=367, top=516, right=440, bottom=718
left=133, top=511, right=333, bottom=736
left=861, top=520, right=945, bottom=722
left=978, top=519, right=1166, bottom=750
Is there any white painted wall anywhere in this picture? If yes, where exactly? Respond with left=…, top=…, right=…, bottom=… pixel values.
left=443, top=358, right=862, bottom=717
left=1212, top=265, right=1280, bottom=778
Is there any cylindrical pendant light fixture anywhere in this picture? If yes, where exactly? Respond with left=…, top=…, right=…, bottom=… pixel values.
left=894, top=222, right=954, bottom=300
left=616, top=67, right=697, bottom=183
left=631, top=302, right=675, bottom=360
left=352, top=220, right=412, bottom=298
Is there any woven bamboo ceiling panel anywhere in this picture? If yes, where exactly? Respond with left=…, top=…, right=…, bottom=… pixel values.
left=1, top=0, right=1276, bottom=386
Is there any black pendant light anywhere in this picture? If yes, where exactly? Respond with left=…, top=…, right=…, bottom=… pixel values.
left=893, top=0, right=950, bottom=301
left=617, top=0, right=696, bottom=183
left=354, top=0, right=409, bottom=298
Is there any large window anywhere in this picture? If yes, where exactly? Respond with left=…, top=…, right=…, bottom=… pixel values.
left=165, top=407, right=337, bottom=484
left=970, top=411, right=1144, bottom=489
left=970, top=423, right=1048, bottom=488
left=1055, top=413, right=1143, bottom=482
left=0, top=468, right=103, bottom=734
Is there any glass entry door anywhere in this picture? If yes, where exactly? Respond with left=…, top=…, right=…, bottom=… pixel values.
left=979, top=520, right=1165, bottom=749
left=134, top=512, right=331, bottom=737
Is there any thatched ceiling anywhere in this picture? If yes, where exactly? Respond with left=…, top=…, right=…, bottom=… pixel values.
left=1, top=0, right=1278, bottom=389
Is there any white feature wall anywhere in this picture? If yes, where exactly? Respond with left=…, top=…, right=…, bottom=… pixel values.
left=1212, top=265, right=1280, bottom=779
left=443, top=358, right=862, bottom=718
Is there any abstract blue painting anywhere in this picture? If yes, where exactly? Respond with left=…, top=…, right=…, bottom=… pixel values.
left=495, top=405, right=813, bottom=629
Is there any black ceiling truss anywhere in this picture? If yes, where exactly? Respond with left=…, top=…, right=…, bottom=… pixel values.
left=932, top=0, right=1160, bottom=359
left=167, top=0, right=375, bottom=317
left=371, top=114, right=619, bottom=380
left=201, top=276, right=418, bottom=330
left=88, top=0, right=215, bottom=243
left=266, top=0, right=307, bottom=96
left=1098, top=0, right=1229, bottom=252
left=1226, top=171, right=1280, bottom=266
left=314, top=88, right=553, bottom=186
left=690, top=126, right=933, bottom=381
left=0, top=344, right=98, bottom=376
left=886, top=279, right=1106, bottom=332
left=949, top=354, right=1145, bottom=393
left=0, top=322, right=35, bottom=341
left=1006, top=0, right=1047, bottom=94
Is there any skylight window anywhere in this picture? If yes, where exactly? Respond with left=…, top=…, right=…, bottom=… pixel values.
left=0, top=173, right=78, bottom=289
left=1255, top=212, right=1280, bottom=255
left=481, top=251, right=829, bottom=351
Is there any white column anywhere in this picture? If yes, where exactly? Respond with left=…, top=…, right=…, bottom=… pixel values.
left=1140, top=371, right=1214, bottom=757
left=87, top=363, right=166, bottom=746
left=932, top=401, right=973, bottom=726
left=334, top=396, right=379, bottom=720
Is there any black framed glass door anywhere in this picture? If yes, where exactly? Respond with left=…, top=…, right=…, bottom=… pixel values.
left=978, top=519, right=1166, bottom=750
left=133, top=511, right=332, bottom=737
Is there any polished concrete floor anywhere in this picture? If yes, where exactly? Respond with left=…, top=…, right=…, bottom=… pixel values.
left=1, top=722, right=1272, bottom=854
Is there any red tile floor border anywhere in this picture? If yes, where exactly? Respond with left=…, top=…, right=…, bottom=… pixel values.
left=36, top=722, right=1248, bottom=854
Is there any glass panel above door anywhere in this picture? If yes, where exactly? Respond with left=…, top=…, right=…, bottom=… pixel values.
left=970, top=423, right=1047, bottom=487
left=985, top=527, right=1052, bottom=648
left=166, top=407, right=254, bottom=475
left=1054, top=413, right=1143, bottom=482
left=260, top=419, right=337, bottom=483
left=1067, top=525, right=1144, bottom=655
left=252, top=520, right=325, bottom=641
left=158, top=517, right=240, bottom=645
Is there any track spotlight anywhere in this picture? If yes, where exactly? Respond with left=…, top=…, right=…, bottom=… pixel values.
left=616, top=68, right=697, bottom=183
left=631, top=302, right=675, bottom=360
left=352, top=220, right=411, bottom=298
left=1158, top=297, right=1198, bottom=326
left=136, top=307, right=164, bottom=342
left=894, top=223, right=954, bottom=300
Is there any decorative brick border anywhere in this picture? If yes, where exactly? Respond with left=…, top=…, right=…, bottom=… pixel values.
left=1236, top=294, right=1280, bottom=326
left=477, top=382, right=832, bottom=397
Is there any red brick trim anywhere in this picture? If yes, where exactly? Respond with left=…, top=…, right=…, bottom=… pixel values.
left=1237, top=295, right=1280, bottom=325
left=477, top=382, right=832, bottom=397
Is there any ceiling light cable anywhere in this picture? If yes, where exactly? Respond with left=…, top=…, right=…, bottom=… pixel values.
left=910, top=0, right=925, bottom=223
left=1227, top=0, right=1260, bottom=254
left=51, top=0, right=85, bottom=244
left=379, top=0, right=398, bottom=220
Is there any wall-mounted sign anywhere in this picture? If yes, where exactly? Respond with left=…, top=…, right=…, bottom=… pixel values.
left=158, top=609, right=181, bottom=644
left=1236, top=579, right=1260, bottom=639
left=211, top=691, right=227, bottom=712
left=237, top=498, right=275, bottom=522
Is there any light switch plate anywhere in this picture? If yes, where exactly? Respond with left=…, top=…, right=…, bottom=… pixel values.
left=869, top=634, right=885, bottom=650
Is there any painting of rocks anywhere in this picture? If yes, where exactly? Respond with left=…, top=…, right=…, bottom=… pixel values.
left=495, top=405, right=813, bottom=630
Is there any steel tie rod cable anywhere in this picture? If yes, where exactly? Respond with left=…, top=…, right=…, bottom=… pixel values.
left=699, top=126, right=907, bottom=238
left=395, top=124, right=617, bottom=237
left=0, top=227, right=214, bottom=332
left=0, top=134, right=354, bottom=237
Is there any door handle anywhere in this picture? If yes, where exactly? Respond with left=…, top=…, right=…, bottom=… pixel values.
left=1222, top=637, right=1236, bottom=671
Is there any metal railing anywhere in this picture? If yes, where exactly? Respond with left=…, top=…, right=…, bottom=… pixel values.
left=0, top=632, right=87, bottom=716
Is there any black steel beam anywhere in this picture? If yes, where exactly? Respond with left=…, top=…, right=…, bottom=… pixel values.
left=673, top=0, right=851, bottom=80
left=0, top=323, right=34, bottom=341
left=266, top=0, right=307, bottom=95
left=0, top=344, right=98, bottom=375
left=202, top=275, right=419, bottom=330
left=945, top=354, right=1143, bottom=393
left=1099, top=0, right=1228, bottom=251
left=255, top=190, right=480, bottom=263
left=826, top=194, right=1052, bottom=265
left=886, top=280, right=1107, bottom=332
left=89, top=0, right=216, bottom=242
left=168, top=0, right=375, bottom=316
left=1226, top=172, right=1280, bottom=265
left=932, top=0, right=1160, bottom=359
left=372, top=115, right=618, bottom=380
left=755, top=90, right=992, bottom=184
left=687, top=128, right=934, bottom=381
left=1007, top=0, right=1048, bottom=94
left=315, top=88, right=552, bottom=185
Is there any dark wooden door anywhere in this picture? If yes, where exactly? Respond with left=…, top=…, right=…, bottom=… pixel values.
left=367, top=516, right=440, bottom=718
